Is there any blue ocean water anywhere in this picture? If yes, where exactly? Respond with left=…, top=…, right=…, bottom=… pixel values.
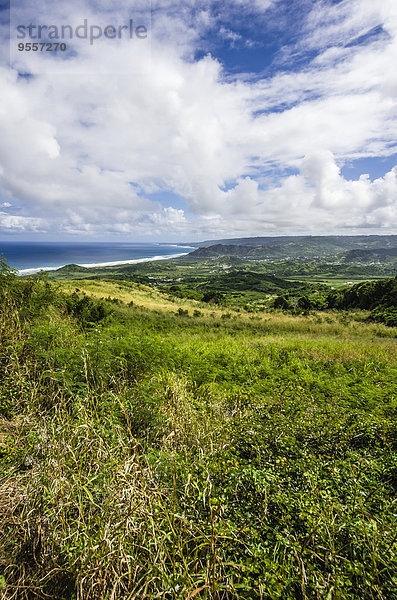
left=0, top=242, right=196, bottom=274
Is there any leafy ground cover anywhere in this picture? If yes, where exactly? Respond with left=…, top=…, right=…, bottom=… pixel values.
left=0, top=262, right=396, bottom=599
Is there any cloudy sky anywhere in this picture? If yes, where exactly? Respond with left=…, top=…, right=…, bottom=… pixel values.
left=0, top=0, right=396, bottom=241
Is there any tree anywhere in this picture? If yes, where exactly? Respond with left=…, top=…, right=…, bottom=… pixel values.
left=273, top=295, right=289, bottom=310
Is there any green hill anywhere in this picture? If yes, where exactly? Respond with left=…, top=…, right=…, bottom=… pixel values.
left=188, top=235, right=397, bottom=259
left=343, top=247, right=397, bottom=262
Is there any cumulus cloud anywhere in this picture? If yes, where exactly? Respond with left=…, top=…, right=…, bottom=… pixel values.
left=0, top=0, right=396, bottom=238
left=243, top=152, right=397, bottom=232
left=0, top=212, right=45, bottom=232
left=301, top=151, right=397, bottom=224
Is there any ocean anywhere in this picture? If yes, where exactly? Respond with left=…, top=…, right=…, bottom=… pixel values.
left=0, top=242, right=197, bottom=275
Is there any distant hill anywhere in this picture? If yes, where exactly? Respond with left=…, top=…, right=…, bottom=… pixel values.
left=343, top=247, right=397, bottom=262
left=55, top=264, right=90, bottom=273
left=186, top=235, right=397, bottom=261
left=188, top=234, right=397, bottom=249
left=185, top=236, right=298, bottom=247
left=190, top=244, right=257, bottom=258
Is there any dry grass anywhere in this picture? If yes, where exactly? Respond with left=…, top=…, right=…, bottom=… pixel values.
left=57, top=280, right=397, bottom=342
left=0, top=382, right=234, bottom=600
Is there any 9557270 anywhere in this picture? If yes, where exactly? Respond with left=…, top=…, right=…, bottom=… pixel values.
left=17, top=42, right=67, bottom=51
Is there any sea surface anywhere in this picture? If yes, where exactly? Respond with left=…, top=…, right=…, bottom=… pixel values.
left=0, top=242, right=196, bottom=275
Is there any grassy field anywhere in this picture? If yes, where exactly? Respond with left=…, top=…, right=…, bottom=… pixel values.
left=1, top=267, right=396, bottom=599
left=284, top=276, right=389, bottom=289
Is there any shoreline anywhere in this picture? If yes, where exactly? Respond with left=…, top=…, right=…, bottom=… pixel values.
left=17, top=251, right=193, bottom=276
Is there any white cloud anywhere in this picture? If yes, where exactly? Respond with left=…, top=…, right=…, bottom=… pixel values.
left=301, top=151, right=397, bottom=224
left=249, top=152, right=397, bottom=231
left=0, top=212, right=45, bottom=231
left=0, top=0, right=396, bottom=238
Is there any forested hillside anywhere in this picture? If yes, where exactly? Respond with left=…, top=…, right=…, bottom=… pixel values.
left=187, top=235, right=397, bottom=260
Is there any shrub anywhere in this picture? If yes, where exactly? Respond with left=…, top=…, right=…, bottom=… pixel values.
left=273, top=295, right=290, bottom=309
left=64, top=293, right=110, bottom=328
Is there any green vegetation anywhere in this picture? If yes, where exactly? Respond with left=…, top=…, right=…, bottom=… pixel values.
left=192, top=234, right=397, bottom=252
left=325, top=277, right=397, bottom=328
left=1, top=257, right=397, bottom=599
left=187, top=235, right=397, bottom=261
left=270, top=276, right=397, bottom=325
left=44, top=252, right=396, bottom=323
left=42, top=237, right=396, bottom=316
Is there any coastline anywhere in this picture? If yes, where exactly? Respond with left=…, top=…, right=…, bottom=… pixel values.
left=17, top=251, right=192, bottom=276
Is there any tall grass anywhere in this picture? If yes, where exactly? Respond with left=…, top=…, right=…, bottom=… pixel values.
left=0, top=267, right=396, bottom=599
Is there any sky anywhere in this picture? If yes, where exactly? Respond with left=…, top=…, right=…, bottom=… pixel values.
left=0, top=0, right=397, bottom=242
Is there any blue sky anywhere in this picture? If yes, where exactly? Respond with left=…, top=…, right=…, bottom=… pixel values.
left=0, top=0, right=397, bottom=241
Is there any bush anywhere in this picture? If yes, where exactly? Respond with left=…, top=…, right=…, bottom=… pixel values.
left=202, top=290, right=225, bottom=304
left=64, top=293, right=110, bottom=328
left=369, top=306, right=397, bottom=327
left=273, top=295, right=290, bottom=309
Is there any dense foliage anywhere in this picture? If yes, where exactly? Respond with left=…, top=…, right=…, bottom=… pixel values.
left=270, top=277, right=397, bottom=327
left=327, top=277, right=397, bottom=326
left=0, top=260, right=396, bottom=599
